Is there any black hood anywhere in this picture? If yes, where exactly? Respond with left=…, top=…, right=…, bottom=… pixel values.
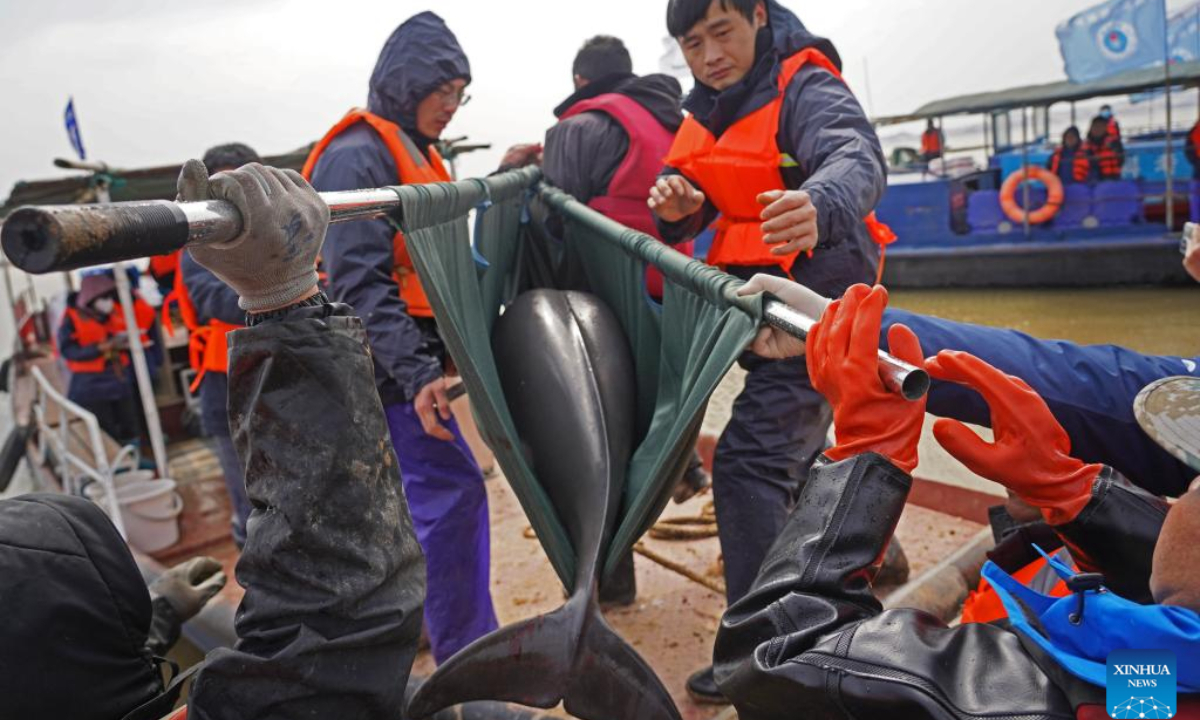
left=0, top=494, right=162, bottom=719
left=367, top=12, right=471, bottom=134
left=683, top=0, right=840, bottom=134
left=554, top=72, right=684, bottom=132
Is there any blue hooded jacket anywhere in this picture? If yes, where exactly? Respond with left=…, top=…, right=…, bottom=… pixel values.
left=310, top=12, right=471, bottom=405
left=658, top=1, right=887, bottom=300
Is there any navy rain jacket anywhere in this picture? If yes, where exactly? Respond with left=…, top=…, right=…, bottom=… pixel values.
left=58, top=296, right=132, bottom=403
left=658, top=0, right=887, bottom=299
left=309, top=12, right=471, bottom=405
left=544, top=72, right=683, bottom=204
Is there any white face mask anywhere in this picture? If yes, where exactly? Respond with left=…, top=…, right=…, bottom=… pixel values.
left=92, top=297, right=115, bottom=315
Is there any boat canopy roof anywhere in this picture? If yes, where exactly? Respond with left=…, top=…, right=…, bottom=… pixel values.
left=0, top=147, right=312, bottom=219
left=874, top=60, right=1200, bottom=127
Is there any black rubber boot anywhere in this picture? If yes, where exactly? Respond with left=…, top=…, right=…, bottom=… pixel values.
left=672, top=450, right=711, bottom=504
left=685, top=665, right=728, bottom=705
left=598, top=550, right=637, bottom=608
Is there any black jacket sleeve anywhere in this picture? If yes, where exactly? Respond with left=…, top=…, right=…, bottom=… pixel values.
left=181, top=252, right=243, bottom=326
left=713, top=451, right=1165, bottom=720
left=543, top=112, right=629, bottom=205
left=311, top=132, right=442, bottom=404
left=778, top=66, right=887, bottom=249
left=144, top=596, right=182, bottom=658
left=1053, top=468, right=1168, bottom=603
left=188, top=306, right=425, bottom=720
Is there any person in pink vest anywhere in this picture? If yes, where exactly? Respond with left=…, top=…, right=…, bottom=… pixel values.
left=542, top=37, right=711, bottom=604
left=545, top=36, right=692, bottom=299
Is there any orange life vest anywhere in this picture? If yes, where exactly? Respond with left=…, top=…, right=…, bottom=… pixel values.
left=161, top=265, right=241, bottom=393
left=148, top=251, right=180, bottom=284
left=664, top=48, right=896, bottom=274
left=1049, top=148, right=1090, bottom=183
left=63, top=307, right=128, bottom=374
left=960, top=556, right=1070, bottom=625
left=302, top=109, right=451, bottom=318
left=109, top=297, right=156, bottom=347
left=1087, top=137, right=1123, bottom=179
left=920, top=128, right=944, bottom=157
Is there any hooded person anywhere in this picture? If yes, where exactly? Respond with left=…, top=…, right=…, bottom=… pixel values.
left=0, top=494, right=224, bottom=720
left=301, top=12, right=498, bottom=663
left=58, top=272, right=141, bottom=443
left=646, top=0, right=892, bottom=701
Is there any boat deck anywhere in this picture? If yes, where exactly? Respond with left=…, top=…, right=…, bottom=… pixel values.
left=13, top=353, right=994, bottom=720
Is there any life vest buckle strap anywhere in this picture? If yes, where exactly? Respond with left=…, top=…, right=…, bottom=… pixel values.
left=1065, top=572, right=1106, bottom=625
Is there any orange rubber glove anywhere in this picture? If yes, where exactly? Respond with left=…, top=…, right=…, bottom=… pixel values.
left=926, top=351, right=1102, bottom=525
left=807, top=284, right=927, bottom=474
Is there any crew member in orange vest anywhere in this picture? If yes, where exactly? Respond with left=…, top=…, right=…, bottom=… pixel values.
left=1094, top=104, right=1122, bottom=142
left=304, top=12, right=541, bottom=663
left=165, top=142, right=262, bottom=547
left=1085, top=116, right=1125, bottom=181
left=920, top=118, right=945, bottom=162
left=648, top=0, right=893, bottom=702
left=1047, top=126, right=1091, bottom=185
left=58, top=273, right=140, bottom=443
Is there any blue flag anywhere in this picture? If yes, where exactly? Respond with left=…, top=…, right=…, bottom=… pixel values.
left=64, top=97, right=86, bottom=161
left=1168, top=2, right=1200, bottom=63
left=1057, top=0, right=1168, bottom=83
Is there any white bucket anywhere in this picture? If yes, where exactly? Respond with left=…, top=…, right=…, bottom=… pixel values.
left=85, top=478, right=184, bottom=553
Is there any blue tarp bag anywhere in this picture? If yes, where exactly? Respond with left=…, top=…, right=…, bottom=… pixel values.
left=983, top=546, right=1200, bottom=692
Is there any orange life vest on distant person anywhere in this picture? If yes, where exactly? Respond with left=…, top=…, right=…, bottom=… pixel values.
left=63, top=307, right=128, bottom=374
left=1087, top=136, right=1124, bottom=179
left=148, top=251, right=180, bottom=285
left=921, top=128, right=944, bottom=157
left=1049, top=148, right=1090, bottom=183
left=301, top=109, right=451, bottom=318
left=664, top=48, right=896, bottom=274
left=162, top=267, right=241, bottom=392
left=109, top=297, right=156, bottom=347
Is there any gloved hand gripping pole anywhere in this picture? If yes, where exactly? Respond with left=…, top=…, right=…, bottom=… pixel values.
left=1, top=187, right=928, bottom=400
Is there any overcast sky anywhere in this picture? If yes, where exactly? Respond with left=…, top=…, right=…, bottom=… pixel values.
left=1, top=0, right=1198, bottom=195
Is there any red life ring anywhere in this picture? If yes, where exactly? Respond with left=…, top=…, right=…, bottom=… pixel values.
left=1000, top=167, right=1064, bottom=225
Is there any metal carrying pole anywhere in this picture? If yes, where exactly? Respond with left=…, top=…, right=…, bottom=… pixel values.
left=1, top=185, right=931, bottom=401
left=1165, top=49, right=1176, bottom=231
left=1021, top=106, right=1031, bottom=237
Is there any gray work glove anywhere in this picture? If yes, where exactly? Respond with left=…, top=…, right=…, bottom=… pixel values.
left=148, top=555, right=227, bottom=621
left=177, top=159, right=329, bottom=313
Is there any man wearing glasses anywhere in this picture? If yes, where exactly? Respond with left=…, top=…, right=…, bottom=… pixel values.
left=302, top=12, right=501, bottom=664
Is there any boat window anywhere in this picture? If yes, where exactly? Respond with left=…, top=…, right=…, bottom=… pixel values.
left=992, top=111, right=1012, bottom=152
left=1032, top=106, right=1050, bottom=143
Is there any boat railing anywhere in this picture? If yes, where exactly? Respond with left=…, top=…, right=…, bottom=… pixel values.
left=30, top=365, right=136, bottom=538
